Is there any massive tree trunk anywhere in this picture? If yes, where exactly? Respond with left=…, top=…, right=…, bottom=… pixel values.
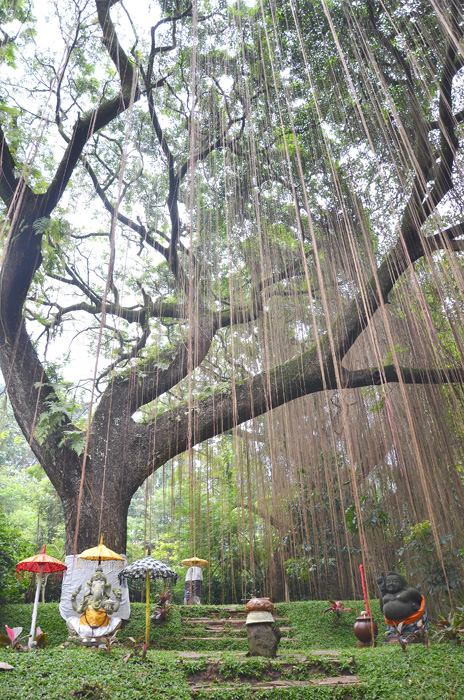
left=61, top=480, right=132, bottom=555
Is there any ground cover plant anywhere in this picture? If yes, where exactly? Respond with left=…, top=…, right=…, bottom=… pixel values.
left=0, top=601, right=463, bottom=699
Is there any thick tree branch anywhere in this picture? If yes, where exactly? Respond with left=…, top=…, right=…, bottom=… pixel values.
left=178, top=115, right=246, bottom=181
left=130, top=346, right=464, bottom=489
left=40, top=0, right=140, bottom=215
left=145, top=5, right=193, bottom=88
left=342, top=365, right=464, bottom=388
left=421, top=43, right=460, bottom=217
left=93, top=315, right=219, bottom=433
left=0, top=124, right=22, bottom=207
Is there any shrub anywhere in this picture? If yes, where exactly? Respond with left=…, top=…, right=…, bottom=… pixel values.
left=0, top=512, right=32, bottom=603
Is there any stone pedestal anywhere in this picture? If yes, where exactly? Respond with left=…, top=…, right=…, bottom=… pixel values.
left=246, top=622, right=281, bottom=657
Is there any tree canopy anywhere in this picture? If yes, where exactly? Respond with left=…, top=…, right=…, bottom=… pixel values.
left=1, top=0, right=464, bottom=594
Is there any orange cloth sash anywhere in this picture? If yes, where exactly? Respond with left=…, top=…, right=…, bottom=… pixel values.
left=80, top=607, right=110, bottom=628
left=384, top=596, right=425, bottom=627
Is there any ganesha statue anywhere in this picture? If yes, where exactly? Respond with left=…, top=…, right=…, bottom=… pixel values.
left=66, top=566, right=122, bottom=645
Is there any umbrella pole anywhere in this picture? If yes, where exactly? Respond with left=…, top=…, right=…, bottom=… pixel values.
left=28, top=565, right=43, bottom=648
left=145, top=569, right=150, bottom=649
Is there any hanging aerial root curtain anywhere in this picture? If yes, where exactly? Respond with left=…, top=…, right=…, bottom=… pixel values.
left=118, top=557, right=178, bottom=648
left=6, top=0, right=464, bottom=620
left=15, top=546, right=66, bottom=648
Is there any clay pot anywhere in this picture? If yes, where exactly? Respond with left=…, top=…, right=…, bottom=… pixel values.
left=245, top=598, right=275, bottom=614
left=353, top=616, right=378, bottom=646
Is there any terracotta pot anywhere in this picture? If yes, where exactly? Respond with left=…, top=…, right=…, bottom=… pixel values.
left=245, top=598, right=275, bottom=614
left=353, top=616, right=378, bottom=644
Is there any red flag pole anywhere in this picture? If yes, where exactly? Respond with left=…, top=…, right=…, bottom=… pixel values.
left=359, top=564, right=371, bottom=617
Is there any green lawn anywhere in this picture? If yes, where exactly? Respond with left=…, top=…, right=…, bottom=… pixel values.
left=0, top=602, right=462, bottom=699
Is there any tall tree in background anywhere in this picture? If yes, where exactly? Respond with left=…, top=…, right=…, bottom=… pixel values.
left=0, top=0, right=464, bottom=559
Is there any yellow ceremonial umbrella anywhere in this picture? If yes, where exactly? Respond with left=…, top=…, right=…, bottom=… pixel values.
left=181, top=557, right=209, bottom=568
left=78, top=536, right=124, bottom=567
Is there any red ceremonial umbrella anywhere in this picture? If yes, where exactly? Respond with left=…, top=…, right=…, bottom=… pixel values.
left=16, top=545, right=66, bottom=648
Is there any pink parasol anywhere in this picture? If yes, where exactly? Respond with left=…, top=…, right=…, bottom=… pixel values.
left=16, top=545, right=66, bottom=648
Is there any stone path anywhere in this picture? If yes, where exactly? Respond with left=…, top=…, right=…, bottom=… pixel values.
left=178, top=606, right=363, bottom=697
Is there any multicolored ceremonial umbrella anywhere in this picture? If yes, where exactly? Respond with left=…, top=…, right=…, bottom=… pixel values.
left=118, top=557, right=178, bottom=648
left=77, top=536, right=124, bottom=568
left=16, top=546, right=66, bottom=648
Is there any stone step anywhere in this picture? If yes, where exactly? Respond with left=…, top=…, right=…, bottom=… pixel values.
left=182, top=637, right=297, bottom=643
left=181, top=652, right=350, bottom=670
left=182, top=617, right=289, bottom=624
left=205, top=627, right=245, bottom=633
left=188, top=608, right=245, bottom=618
left=183, top=609, right=289, bottom=620
left=178, top=652, right=310, bottom=661
left=190, top=676, right=361, bottom=694
left=183, top=618, right=246, bottom=626
left=183, top=637, right=247, bottom=642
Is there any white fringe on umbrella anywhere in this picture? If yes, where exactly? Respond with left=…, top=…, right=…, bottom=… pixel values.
left=119, top=557, right=178, bottom=584
left=76, top=558, right=125, bottom=573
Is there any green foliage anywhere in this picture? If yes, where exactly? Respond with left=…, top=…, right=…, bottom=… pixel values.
left=383, top=344, right=409, bottom=365
left=279, top=600, right=379, bottom=649
left=280, top=468, right=362, bottom=598
left=125, top=603, right=184, bottom=650
left=34, top=392, right=82, bottom=452
left=0, top=602, right=464, bottom=698
left=0, top=512, right=31, bottom=603
left=0, top=460, right=65, bottom=560
left=0, top=647, right=191, bottom=700
left=0, top=603, right=68, bottom=646
left=344, top=496, right=389, bottom=534
left=355, top=644, right=464, bottom=700
left=433, top=606, right=464, bottom=644
left=0, top=625, right=49, bottom=650
left=127, top=436, right=274, bottom=606
left=397, top=521, right=463, bottom=602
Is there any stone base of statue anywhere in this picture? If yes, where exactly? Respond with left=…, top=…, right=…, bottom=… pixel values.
left=66, top=611, right=122, bottom=647
left=246, top=612, right=281, bottom=658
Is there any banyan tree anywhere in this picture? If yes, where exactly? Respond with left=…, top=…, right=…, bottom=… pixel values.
left=1, top=0, right=464, bottom=602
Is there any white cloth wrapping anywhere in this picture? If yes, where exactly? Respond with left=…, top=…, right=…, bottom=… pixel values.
left=185, top=566, right=203, bottom=581
left=59, top=555, right=131, bottom=621
left=66, top=616, right=122, bottom=639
